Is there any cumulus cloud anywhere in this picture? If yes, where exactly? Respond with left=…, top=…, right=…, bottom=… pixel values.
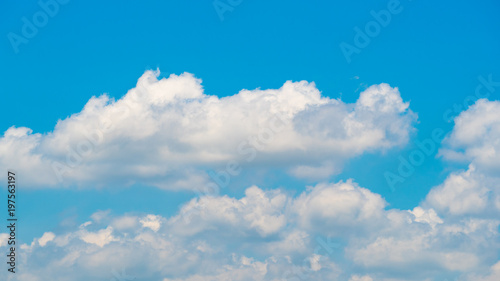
left=292, top=180, right=387, bottom=234
left=344, top=101, right=499, bottom=278
left=424, top=166, right=500, bottom=216
left=140, top=214, right=162, bottom=232
left=440, top=99, right=500, bottom=173
left=80, top=226, right=118, bottom=247
left=346, top=155, right=500, bottom=279
left=2, top=177, right=498, bottom=281
left=169, top=185, right=288, bottom=237
left=0, top=200, right=340, bottom=281
left=428, top=100, right=500, bottom=219
left=345, top=209, right=500, bottom=280
left=38, top=232, right=55, bottom=247
left=409, top=207, right=443, bottom=227
left=0, top=233, right=9, bottom=247
left=4, top=73, right=500, bottom=281
left=0, top=70, right=416, bottom=190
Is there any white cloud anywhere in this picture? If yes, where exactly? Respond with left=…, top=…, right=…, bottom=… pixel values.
left=0, top=179, right=499, bottom=281
left=162, top=254, right=269, bottom=281
left=424, top=166, right=497, bottom=216
left=3, top=107, right=498, bottom=280
left=264, top=230, right=310, bottom=255
left=169, top=185, right=288, bottom=237
left=79, top=226, right=118, bottom=247
left=431, top=99, right=500, bottom=221
left=441, top=99, right=500, bottom=174
left=292, top=180, right=387, bottom=235
left=140, top=214, right=162, bottom=232
left=0, top=233, right=9, bottom=247
left=38, top=232, right=55, bottom=247
left=346, top=216, right=497, bottom=273
left=408, top=207, right=443, bottom=227
left=309, top=254, right=322, bottom=271
left=0, top=70, right=416, bottom=189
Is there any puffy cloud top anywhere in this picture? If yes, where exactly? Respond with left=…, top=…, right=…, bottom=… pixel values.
left=0, top=70, right=416, bottom=189
left=441, top=99, right=500, bottom=173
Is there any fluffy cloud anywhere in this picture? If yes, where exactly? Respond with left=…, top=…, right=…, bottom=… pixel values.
left=79, top=226, right=118, bottom=247
left=441, top=99, right=500, bottom=173
left=169, top=185, right=288, bottom=237
left=140, top=214, right=163, bottom=232
left=347, top=217, right=498, bottom=274
left=2, top=178, right=498, bottom=281
left=292, top=180, right=387, bottom=234
left=3, top=73, right=499, bottom=281
left=0, top=198, right=341, bottom=281
left=37, top=232, right=55, bottom=247
left=340, top=99, right=500, bottom=280
left=427, top=100, right=500, bottom=218
left=424, top=166, right=500, bottom=216
left=343, top=101, right=500, bottom=279
left=0, top=233, right=10, bottom=247
left=0, top=70, right=415, bottom=189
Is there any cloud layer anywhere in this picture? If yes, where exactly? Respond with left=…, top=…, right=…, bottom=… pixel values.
left=2, top=72, right=499, bottom=280
left=0, top=70, right=416, bottom=189
left=440, top=99, right=500, bottom=174
left=2, top=176, right=499, bottom=281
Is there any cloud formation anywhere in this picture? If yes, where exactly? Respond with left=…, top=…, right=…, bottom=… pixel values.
left=0, top=70, right=416, bottom=189
left=431, top=100, right=500, bottom=218
left=2, top=174, right=499, bottom=280
left=441, top=99, right=500, bottom=174
left=3, top=74, right=499, bottom=280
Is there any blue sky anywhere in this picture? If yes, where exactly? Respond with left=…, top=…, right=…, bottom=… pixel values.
left=1, top=0, right=500, bottom=280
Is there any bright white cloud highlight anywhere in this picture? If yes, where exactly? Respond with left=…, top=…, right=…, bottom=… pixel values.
left=0, top=70, right=415, bottom=189
left=38, top=232, right=55, bottom=247
left=441, top=99, right=500, bottom=173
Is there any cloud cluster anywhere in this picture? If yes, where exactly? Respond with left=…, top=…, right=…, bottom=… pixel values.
left=0, top=70, right=415, bottom=189
left=2, top=73, right=499, bottom=280
left=2, top=172, right=499, bottom=280
left=424, top=166, right=500, bottom=217
left=430, top=100, right=500, bottom=219
left=440, top=99, right=500, bottom=174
